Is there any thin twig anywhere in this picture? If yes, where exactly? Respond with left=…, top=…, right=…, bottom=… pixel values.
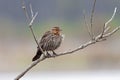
left=103, top=26, right=120, bottom=38
left=100, top=7, right=117, bottom=37
left=15, top=1, right=45, bottom=80
left=90, top=0, right=96, bottom=40
left=83, top=10, right=92, bottom=38
left=29, top=12, right=38, bottom=26
left=21, top=0, right=30, bottom=21
left=21, top=0, right=45, bottom=56
left=104, top=26, right=110, bottom=33
left=104, top=7, right=117, bottom=29
left=28, top=12, right=45, bottom=56
left=30, top=4, right=34, bottom=19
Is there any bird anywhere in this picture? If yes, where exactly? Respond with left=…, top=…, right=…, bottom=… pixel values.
left=32, top=27, right=63, bottom=61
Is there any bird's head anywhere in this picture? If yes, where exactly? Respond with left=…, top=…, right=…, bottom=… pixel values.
left=51, top=27, right=62, bottom=35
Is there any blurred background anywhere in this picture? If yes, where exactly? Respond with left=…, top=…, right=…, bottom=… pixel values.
left=1, top=0, right=120, bottom=80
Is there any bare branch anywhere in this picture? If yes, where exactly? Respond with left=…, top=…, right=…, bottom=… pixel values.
left=14, top=57, right=46, bottom=80
left=29, top=12, right=38, bottom=26
left=90, top=0, right=96, bottom=40
left=21, top=0, right=40, bottom=51
left=15, top=1, right=46, bottom=80
left=29, top=16, right=45, bottom=57
left=15, top=0, right=120, bottom=80
left=30, top=4, right=34, bottom=19
left=21, top=0, right=30, bottom=21
left=21, top=0, right=45, bottom=57
left=100, top=7, right=117, bottom=37
left=28, top=7, right=45, bottom=57
left=83, top=10, right=92, bottom=39
left=103, top=26, right=120, bottom=38
left=104, top=7, right=117, bottom=29
left=14, top=41, right=94, bottom=80
left=15, top=22, right=120, bottom=80
left=104, top=26, right=111, bottom=33
left=28, top=12, right=45, bottom=57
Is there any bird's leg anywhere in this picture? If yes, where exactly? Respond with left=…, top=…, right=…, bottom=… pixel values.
left=46, top=51, right=52, bottom=58
left=52, top=50, right=57, bottom=56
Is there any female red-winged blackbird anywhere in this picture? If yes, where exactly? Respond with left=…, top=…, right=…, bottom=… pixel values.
left=32, top=27, right=63, bottom=61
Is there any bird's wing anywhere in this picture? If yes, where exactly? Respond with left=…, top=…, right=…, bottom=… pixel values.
left=41, top=31, right=51, bottom=39
left=38, top=31, right=51, bottom=48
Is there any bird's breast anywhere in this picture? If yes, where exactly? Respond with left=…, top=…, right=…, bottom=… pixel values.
left=41, top=35, right=62, bottom=51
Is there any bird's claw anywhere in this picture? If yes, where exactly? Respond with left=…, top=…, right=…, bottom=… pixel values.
left=45, top=52, right=52, bottom=58
left=52, top=51, right=58, bottom=57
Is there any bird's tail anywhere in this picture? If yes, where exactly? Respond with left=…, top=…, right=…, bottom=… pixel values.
left=32, top=49, right=42, bottom=61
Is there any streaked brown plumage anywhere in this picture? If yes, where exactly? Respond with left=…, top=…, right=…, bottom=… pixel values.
left=32, top=27, right=63, bottom=61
